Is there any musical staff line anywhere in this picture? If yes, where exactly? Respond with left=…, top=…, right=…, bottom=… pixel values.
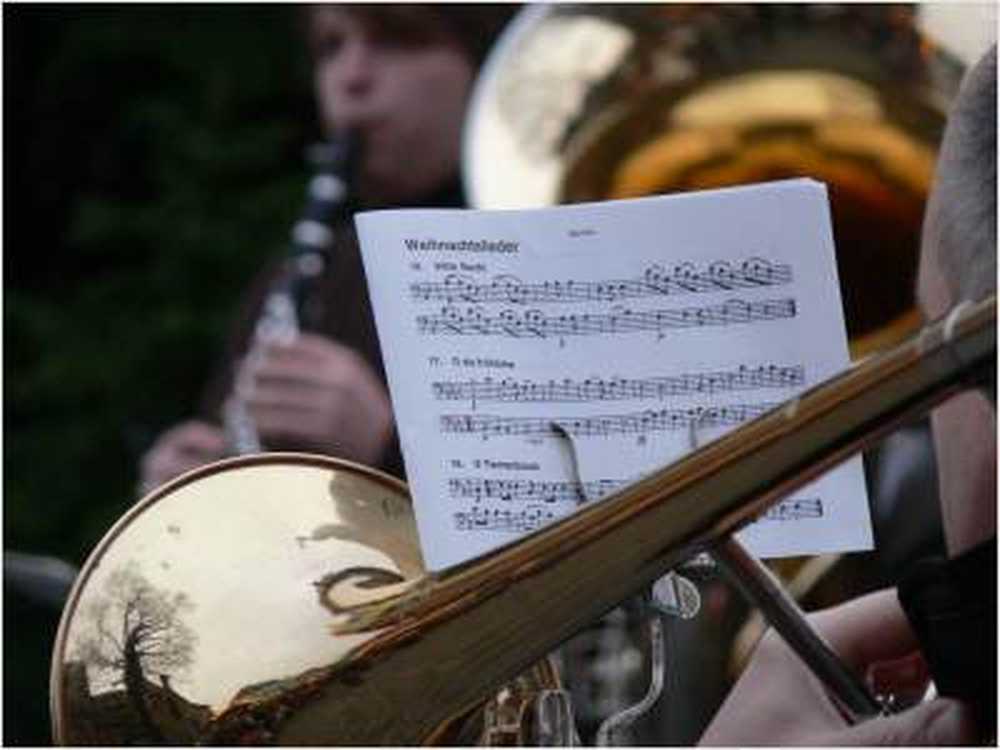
left=453, top=505, right=559, bottom=533
left=449, top=477, right=626, bottom=505
left=450, top=493, right=824, bottom=533
left=417, top=297, right=796, bottom=338
left=432, top=364, right=805, bottom=408
left=411, top=258, right=792, bottom=305
left=761, top=497, right=824, bottom=522
left=440, top=402, right=778, bottom=438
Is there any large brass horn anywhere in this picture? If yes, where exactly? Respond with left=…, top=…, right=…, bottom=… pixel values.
left=463, top=4, right=964, bottom=357
left=51, top=297, right=994, bottom=745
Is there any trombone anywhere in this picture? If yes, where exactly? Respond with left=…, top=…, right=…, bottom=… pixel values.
left=51, top=294, right=995, bottom=745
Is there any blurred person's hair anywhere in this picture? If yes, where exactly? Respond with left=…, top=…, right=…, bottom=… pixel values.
left=924, top=45, right=997, bottom=302
left=304, top=4, right=519, bottom=67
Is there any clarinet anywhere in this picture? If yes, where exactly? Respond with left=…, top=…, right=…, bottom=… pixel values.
left=224, top=133, right=358, bottom=454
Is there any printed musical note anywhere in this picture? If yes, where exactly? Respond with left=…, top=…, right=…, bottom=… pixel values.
left=448, top=477, right=627, bottom=505
left=453, top=505, right=559, bottom=533
left=440, top=402, right=778, bottom=438
left=451, top=491, right=823, bottom=532
left=417, top=298, right=796, bottom=337
left=432, top=364, right=805, bottom=407
left=410, top=258, right=792, bottom=304
left=358, top=180, right=874, bottom=567
left=761, top=497, right=824, bottom=522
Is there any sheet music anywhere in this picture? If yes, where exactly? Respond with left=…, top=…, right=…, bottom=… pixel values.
left=357, top=179, right=872, bottom=571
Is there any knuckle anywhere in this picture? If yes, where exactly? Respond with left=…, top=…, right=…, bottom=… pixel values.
left=337, top=346, right=369, bottom=372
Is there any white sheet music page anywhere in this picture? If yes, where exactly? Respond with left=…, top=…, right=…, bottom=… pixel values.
left=357, top=179, right=872, bottom=571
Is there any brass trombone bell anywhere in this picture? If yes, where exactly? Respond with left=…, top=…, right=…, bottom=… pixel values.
left=51, top=297, right=995, bottom=745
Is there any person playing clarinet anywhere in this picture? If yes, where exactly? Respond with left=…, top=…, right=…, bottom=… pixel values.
left=139, top=5, right=515, bottom=492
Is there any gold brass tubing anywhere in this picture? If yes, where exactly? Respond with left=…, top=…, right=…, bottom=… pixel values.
left=270, top=298, right=996, bottom=744
left=178, top=296, right=989, bottom=745
left=337, top=296, right=995, bottom=636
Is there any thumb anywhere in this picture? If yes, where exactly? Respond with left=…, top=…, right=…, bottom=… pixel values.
left=824, top=698, right=977, bottom=746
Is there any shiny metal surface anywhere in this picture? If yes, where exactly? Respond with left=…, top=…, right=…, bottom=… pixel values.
left=51, top=454, right=421, bottom=745
left=465, top=5, right=961, bottom=209
left=464, top=4, right=964, bottom=356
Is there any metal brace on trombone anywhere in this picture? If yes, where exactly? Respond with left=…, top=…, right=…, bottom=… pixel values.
left=552, top=411, right=885, bottom=746
left=552, top=422, right=709, bottom=746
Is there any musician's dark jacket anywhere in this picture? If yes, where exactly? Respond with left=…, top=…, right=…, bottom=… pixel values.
left=199, top=180, right=465, bottom=480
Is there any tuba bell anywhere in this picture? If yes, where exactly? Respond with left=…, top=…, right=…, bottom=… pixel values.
left=464, top=3, right=965, bottom=357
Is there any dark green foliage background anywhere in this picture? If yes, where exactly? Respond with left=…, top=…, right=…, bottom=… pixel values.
left=6, top=5, right=317, bottom=564
left=6, top=7, right=316, bottom=741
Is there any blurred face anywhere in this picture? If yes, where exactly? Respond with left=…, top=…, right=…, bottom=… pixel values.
left=309, top=7, right=474, bottom=205
left=917, top=199, right=997, bottom=557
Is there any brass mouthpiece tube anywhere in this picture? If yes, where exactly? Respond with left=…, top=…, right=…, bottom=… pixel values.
left=260, top=296, right=994, bottom=745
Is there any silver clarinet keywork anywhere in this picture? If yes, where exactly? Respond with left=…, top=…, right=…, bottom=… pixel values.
left=224, top=134, right=357, bottom=454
